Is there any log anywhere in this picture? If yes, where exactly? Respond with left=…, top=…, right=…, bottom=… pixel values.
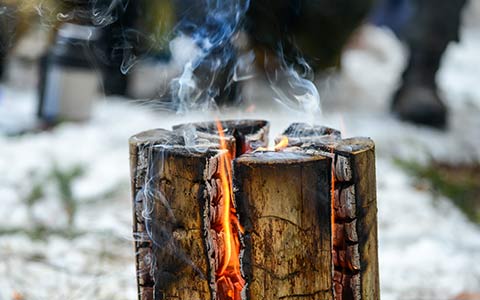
left=280, top=125, right=380, bottom=300
left=331, top=138, right=379, bottom=300
left=234, top=152, right=334, bottom=300
left=130, top=120, right=269, bottom=300
left=129, top=122, right=379, bottom=300
left=130, top=128, right=220, bottom=300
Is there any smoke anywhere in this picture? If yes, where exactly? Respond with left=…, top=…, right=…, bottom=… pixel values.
left=1, top=0, right=323, bottom=119
left=267, top=55, right=322, bottom=115
left=165, top=0, right=322, bottom=118
left=168, top=0, right=250, bottom=113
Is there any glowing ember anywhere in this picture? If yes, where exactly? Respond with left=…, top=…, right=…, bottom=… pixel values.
left=254, top=136, right=289, bottom=152
left=215, top=120, right=245, bottom=300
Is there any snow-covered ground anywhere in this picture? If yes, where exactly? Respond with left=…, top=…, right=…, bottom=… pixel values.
left=1, top=12, right=480, bottom=300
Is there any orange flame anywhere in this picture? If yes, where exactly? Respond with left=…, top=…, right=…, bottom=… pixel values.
left=274, top=136, right=289, bottom=151
left=255, top=136, right=289, bottom=152
left=215, top=120, right=245, bottom=300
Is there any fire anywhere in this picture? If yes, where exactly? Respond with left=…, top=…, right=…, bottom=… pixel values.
left=215, top=120, right=245, bottom=300
left=254, top=136, right=289, bottom=152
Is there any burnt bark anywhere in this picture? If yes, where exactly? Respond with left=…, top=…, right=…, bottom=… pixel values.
left=331, top=139, right=379, bottom=300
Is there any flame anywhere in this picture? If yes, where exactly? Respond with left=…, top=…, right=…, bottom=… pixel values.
left=274, top=136, right=289, bottom=151
left=254, top=136, right=289, bottom=152
left=215, top=120, right=245, bottom=300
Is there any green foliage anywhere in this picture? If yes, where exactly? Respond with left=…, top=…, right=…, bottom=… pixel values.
left=16, top=163, right=122, bottom=239
left=24, top=179, right=44, bottom=209
left=21, top=163, right=85, bottom=234
left=50, top=164, right=85, bottom=228
left=0, top=225, right=84, bottom=240
left=395, top=158, right=480, bottom=224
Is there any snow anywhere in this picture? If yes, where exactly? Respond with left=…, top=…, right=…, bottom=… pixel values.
left=378, top=161, right=480, bottom=300
left=1, top=13, right=480, bottom=300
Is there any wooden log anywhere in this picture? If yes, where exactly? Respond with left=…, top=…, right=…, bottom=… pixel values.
left=129, top=129, right=181, bottom=300
left=279, top=124, right=379, bottom=300
left=130, top=119, right=268, bottom=300
left=331, top=138, right=379, bottom=300
left=234, top=152, right=334, bottom=300
left=130, top=128, right=220, bottom=300
left=130, top=122, right=379, bottom=300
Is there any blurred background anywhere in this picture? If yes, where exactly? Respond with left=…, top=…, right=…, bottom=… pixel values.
left=0, top=0, right=480, bottom=299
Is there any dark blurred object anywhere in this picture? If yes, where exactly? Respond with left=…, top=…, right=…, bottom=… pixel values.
left=38, top=0, right=98, bottom=126
left=172, top=0, right=376, bottom=106
left=0, top=3, right=24, bottom=80
left=245, top=0, right=377, bottom=70
left=391, top=0, right=467, bottom=128
left=370, top=0, right=412, bottom=36
left=61, top=0, right=92, bottom=23
left=38, top=23, right=101, bottom=125
left=172, top=0, right=240, bottom=107
left=93, top=0, right=143, bottom=96
left=47, top=0, right=143, bottom=97
left=392, top=85, right=448, bottom=128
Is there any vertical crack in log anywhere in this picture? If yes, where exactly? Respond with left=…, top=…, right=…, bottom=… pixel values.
left=212, top=121, right=246, bottom=300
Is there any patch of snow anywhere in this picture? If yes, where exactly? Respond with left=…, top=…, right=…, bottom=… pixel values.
left=378, top=160, right=480, bottom=299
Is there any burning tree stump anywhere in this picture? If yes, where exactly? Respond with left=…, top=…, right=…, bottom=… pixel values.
left=129, top=120, right=379, bottom=300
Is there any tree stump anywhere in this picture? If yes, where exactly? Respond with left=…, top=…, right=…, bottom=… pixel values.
left=129, top=121, right=379, bottom=300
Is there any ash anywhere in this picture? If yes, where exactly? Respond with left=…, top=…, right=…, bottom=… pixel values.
left=2, top=8, right=480, bottom=300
